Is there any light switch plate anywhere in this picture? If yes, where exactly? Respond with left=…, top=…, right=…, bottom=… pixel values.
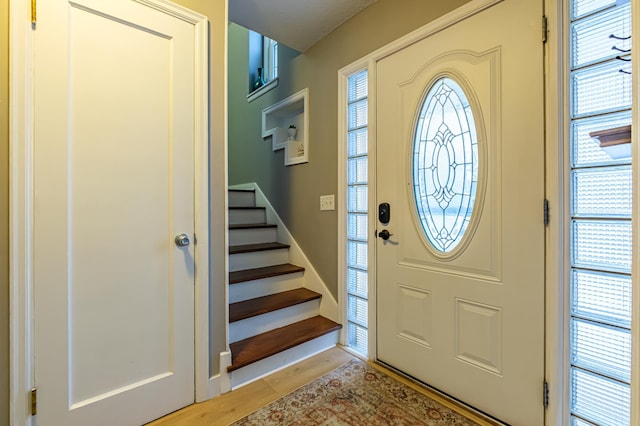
left=320, top=194, right=335, bottom=211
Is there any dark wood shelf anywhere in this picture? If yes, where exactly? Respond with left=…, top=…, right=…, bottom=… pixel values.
left=228, top=316, right=342, bottom=371
left=589, top=125, right=631, bottom=159
left=589, top=125, right=630, bottom=146
left=229, top=288, right=321, bottom=323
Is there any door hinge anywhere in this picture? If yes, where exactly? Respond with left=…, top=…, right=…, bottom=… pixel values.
left=542, top=15, right=548, bottom=43
left=543, top=381, right=549, bottom=409
left=30, top=387, right=37, bottom=416
left=543, top=199, right=549, bottom=226
left=31, top=0, right=37, bottom=25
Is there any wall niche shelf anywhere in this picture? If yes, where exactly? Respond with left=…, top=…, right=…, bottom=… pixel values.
left=589, top=125, right=631, bottom=159
left=262, top=88, right=309, bottom=166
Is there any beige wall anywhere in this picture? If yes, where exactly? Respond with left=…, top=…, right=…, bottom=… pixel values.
left=228, top=0, right=472, bottom=298
left=1, top=0, right=9, bottom=423
left=2, top=2, right=227, bottom=420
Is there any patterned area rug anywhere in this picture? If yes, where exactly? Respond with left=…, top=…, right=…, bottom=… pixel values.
left=232, top=359, right=480, bottom=425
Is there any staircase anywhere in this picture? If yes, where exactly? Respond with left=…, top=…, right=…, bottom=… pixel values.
left=227, top=188, right=342, bottom=388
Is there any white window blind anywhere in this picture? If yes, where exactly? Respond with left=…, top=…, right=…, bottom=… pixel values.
left=346, top=69, right=369, bottom=355
left=568, top=0, right=632, bottom=424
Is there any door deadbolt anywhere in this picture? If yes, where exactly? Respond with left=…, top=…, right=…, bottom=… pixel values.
left=379, top=202, right=391, bottom=224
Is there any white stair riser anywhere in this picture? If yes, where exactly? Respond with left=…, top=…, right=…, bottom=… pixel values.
left=230, top=331, right=341, bottom=389
left=229, top=272, right=304, bottom=303
left=229, top=300, right=320, bottom=343
left=229, top=227, right=277, bottom=245
left=229, top=208, right=266, bottom=225
left=229, top=249, right=290, bottom=272
left=228, top=191, right=256, bottom=208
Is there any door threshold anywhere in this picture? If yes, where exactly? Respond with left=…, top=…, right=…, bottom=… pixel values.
left=374, top=359, right=508, bottom=426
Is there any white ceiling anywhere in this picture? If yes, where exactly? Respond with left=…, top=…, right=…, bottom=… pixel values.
left=228, top=0, right=378, bottom=52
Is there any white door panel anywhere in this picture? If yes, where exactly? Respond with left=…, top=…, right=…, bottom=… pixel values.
left=33, top=1, right=198, bottom=424
left=376, top=1, right=544, bottom=424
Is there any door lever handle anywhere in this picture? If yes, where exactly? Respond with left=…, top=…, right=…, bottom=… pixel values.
left=378, top=229, right=393, bottom=240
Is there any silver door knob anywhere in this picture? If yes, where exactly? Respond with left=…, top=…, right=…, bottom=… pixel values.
left=175, top=233, right=190, bottom=247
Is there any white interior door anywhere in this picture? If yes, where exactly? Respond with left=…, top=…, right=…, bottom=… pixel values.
left=33, top=1, right=199, bottom=424
left=375, top=1, right=544, bottom=424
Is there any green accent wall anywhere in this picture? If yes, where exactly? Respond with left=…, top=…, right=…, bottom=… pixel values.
left=228, top=0, right=472, bottom=298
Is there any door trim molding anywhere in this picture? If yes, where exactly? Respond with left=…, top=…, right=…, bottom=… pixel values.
left=9, top=1, right=210, bottom=424
left=543, top=0, right=568, bottom=423
left=632, top=0, right=640, bottom=423
left=10, top=1, right=35, bottom=424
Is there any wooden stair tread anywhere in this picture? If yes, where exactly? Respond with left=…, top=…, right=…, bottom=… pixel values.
left=230, top=263, right=305, bottom=284
left=229, top=242, right=290, bottom=255
left=229, top=288, right=321, bottom=323
left=229, top=206, right=266, bottom=210
left=228, top=189, right=255, bottom=193
left=229, top=223, right=276, bottom=230
left=228, top=316, right=342, bottom=372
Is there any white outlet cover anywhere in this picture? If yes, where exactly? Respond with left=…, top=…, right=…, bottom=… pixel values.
left=320, top=194, right=335, bottom=211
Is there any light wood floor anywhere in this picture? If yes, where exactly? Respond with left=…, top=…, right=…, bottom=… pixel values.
left=148, top=346, right=502, bottom=426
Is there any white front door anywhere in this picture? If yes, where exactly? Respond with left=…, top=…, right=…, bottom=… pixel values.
left=375, top=1, right=544, bottom=424
left=33, top=1, right=200, bottom=424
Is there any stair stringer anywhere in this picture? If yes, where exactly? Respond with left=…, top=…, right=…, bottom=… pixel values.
left=228, top=182, right=339, bottom=323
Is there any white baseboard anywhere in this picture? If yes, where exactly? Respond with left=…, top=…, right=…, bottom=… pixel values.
left=216, top=351, right=232, bottom=396
left=206, top=375, right=221, bottom=401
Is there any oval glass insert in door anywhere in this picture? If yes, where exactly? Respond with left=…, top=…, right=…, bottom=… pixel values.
left=412, top=76, right=481, bottom=255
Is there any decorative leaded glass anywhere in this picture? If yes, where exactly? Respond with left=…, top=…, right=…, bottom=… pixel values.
left=413, top=77, right=479, bottom=253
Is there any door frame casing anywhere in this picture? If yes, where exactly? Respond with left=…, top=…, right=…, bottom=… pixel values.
left=9, top=1, right=210, bottom=424
left=543, top=0, right=569, bottom=423
left=634, top=0, right=640, bottom=423
left=338, top=0, right=559, bottom=422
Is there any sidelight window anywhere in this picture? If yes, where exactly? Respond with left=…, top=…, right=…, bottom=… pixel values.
left=568, top=0, right=632, bottom=424
left=345, top=69, right=369, bottom=356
